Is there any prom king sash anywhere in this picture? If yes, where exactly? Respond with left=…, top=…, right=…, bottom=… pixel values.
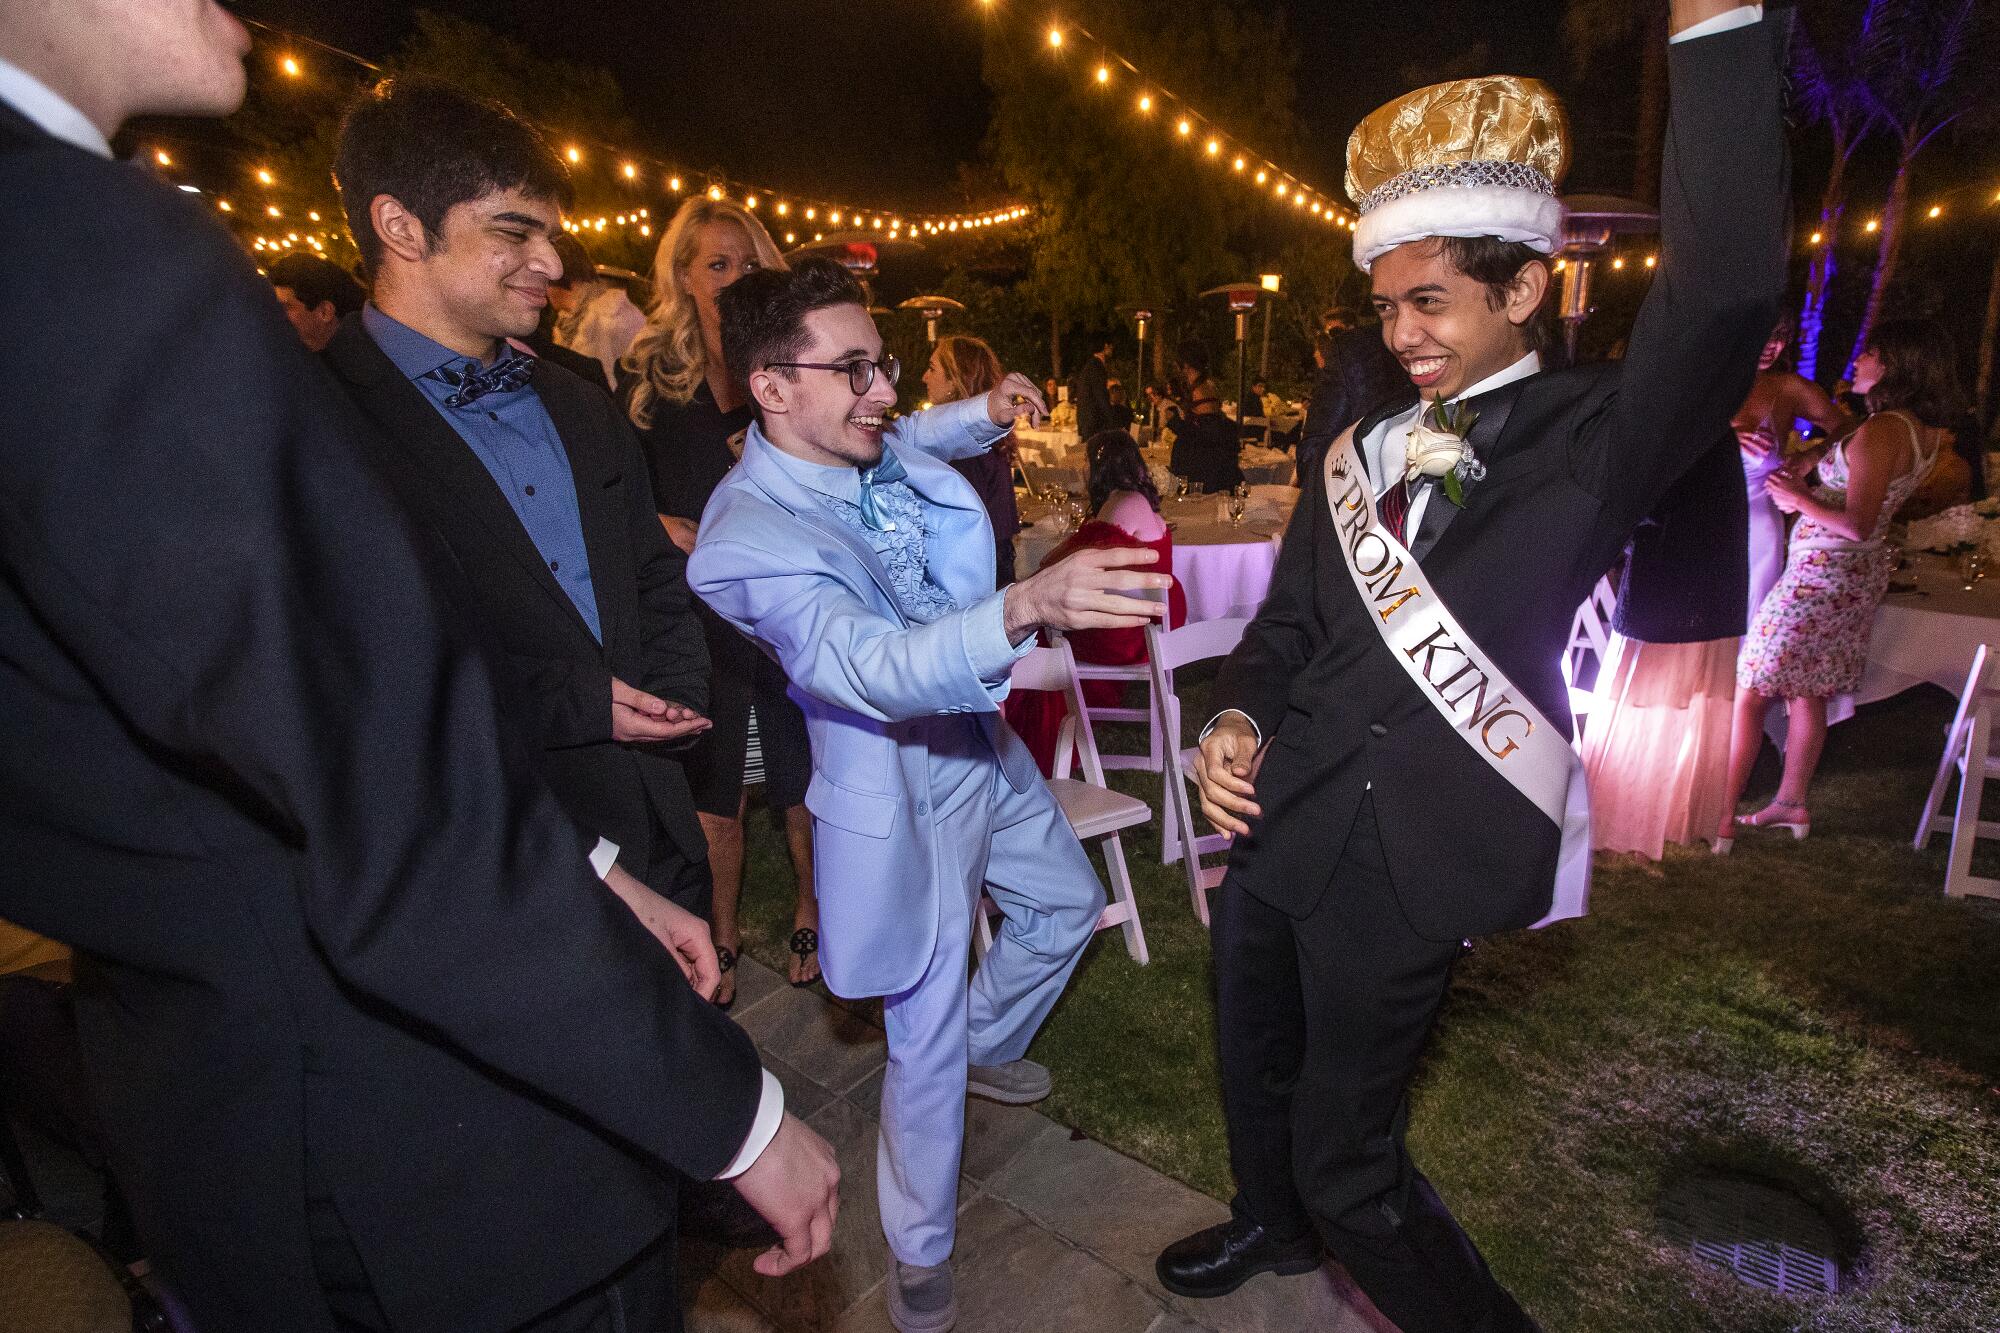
left=1323, top=429, right=1591, bottom=926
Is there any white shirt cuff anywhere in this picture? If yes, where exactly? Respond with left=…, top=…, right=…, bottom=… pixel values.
left=1200, top=709, right=1263, bottom=748
left=963, top=589, right=1035, bottom=689
left=714, top=1068, right=786, bottom=1179
left=1670, top=5, right=1760, bottom=42
left=588, top=837, right=620, bottom=878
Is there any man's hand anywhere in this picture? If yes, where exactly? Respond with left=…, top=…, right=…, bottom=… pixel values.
left=1195, top=713, right=1265, bottom=838
left=1002, top=547, right=1173, bottom=643
left=986, top=371, right=1049, bottom=429
left=612, top=677, right=712, bottom=743
left=733, top=1113, right=841, bottom=1278
left=660, top=515, right=699, bottom=555
left=601, top=864, right=720, bottom=998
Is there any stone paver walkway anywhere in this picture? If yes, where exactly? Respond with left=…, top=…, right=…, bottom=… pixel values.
left=683, top=955, right=1390, bottom=1333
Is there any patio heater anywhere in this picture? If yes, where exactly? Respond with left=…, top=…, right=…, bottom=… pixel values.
left=1202, top=281, right=1267, bottom=436
left=896, top=294, right=966, bottom=344
left=1118, top=302, right=1159, bottom=435
left=1556, top=194, right=1658, bottom=361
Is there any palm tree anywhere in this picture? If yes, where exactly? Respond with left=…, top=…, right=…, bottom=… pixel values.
left=1847, top=0, right=1989, bottom=368
left=1790, top=3, right=1879, bottom=383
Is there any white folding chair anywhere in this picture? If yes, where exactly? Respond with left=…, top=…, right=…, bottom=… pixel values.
left=1563, top=574, right=1618, bottom=739
left=1915, top=643, right=2000, bottom=901
left=977, top=639, right=1152, bottom=963
left=1145, top=617, right=1253, bottom=926
left=1069, top=655, right=1162, bottom=772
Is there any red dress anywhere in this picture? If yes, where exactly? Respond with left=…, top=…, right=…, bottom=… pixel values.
left=1001, top=520, right=1189, bottom=775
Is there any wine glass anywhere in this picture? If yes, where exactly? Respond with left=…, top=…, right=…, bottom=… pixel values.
left=1227, top=491, right=1248, bottom=526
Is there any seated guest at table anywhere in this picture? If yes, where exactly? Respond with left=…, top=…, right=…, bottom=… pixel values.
left=1003, top=430, right=1188, bottom=773
left=925, top=334, right=1022, bottom=585
left=1144, top=381, right=1178, bottom=435
left=1582, top=430, right=1748, bottom=859
left=1717, top=318, right=1963, bottom=850
left=1170, top=341, right=1242, bottom=493
left=266, top=251, right=365, bottom=352
left=1107, top=378, right=1136, bottom=432
left=1734, top=317, right=1855, bottom=617
left=620, top=193, right=823, bottom=999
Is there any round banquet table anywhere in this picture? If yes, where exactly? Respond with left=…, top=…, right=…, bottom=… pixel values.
left=1015, top=494, right=1294, bottom=623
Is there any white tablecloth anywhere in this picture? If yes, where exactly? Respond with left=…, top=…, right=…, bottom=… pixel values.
left=1849, top=553, right=2000, bottom=715
left=1015, top=495, right=1292, bottom=623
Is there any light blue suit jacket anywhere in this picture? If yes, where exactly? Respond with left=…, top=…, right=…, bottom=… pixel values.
left=687, top=399, right=1056, bottom=998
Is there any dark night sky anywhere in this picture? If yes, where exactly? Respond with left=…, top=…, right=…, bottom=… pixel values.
left=234, top=0, right=1585, bottom=211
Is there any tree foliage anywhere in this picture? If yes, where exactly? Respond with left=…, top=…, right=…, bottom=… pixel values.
left=980, top=0, right=1352, bottom=383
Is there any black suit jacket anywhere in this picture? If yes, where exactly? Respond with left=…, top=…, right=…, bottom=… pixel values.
left=1215, top=15, right=1791, bottom=941
left=324, top=317, right=710, bottom=884
left=1298, top=321, right=1408, bottom=476
left=1073, top=354, right=1114, bottom=440
left=0, top=104, right=759, bottom=1331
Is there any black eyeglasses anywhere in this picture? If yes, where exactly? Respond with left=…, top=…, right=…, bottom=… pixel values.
left=766, top=354, right=900, bottom=396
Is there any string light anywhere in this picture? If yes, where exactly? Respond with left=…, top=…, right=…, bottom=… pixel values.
left=154, top=149, right=172, bottom=167
left=1927, top=204, right=1942, bottom=219
left=255, top=168, right=275, bottom=186
left=280, top=55, right=301, bottom=78
left=1865, top=218, right=1879, bottom=233
left=1137, top=94, right=1152, bottom=113
left=1645, top=255, right=1657, bottom=268
left=565, top=145, right=582, bottom=164
left=1096, top=65, right=1110, bottom=84
left=1048, top=27, right=1063, bottom=48
left=1809, top=230, right=1823, bottom=244
left=1206, top=138, right=1220, bottom=156
left=668, top=176, right=681, bottom=192
left=621, top=161, right=637, bottom=179
left=1176, top=118, right=1191, bottom=136
left=707, top=185, right=724, bottom=201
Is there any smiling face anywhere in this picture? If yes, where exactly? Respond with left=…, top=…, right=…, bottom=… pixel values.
left=373, top=185, right=563, bottom=357
left=1759, top=324, right=1792, bottom=371
left=1370, top=240, right=1546, bottom=400
left=752, top=303, right=898, bottom=469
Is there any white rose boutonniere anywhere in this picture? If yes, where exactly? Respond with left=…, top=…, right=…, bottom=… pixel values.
left=1403, top=397, right=1486, bottom=507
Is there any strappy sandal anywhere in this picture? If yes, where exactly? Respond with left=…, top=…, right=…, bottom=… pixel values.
left=713, top=945, right=738, bottom=1011
left=787, top=927, right=821, bottom=989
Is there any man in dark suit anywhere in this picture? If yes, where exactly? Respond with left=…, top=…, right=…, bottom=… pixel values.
left=0, top=5, right=836, bottom=1329
left=1071, top=336, right=1115, bottom=439
left=1157, top=5, right=1790, bottom=1330
left=323, top=78, right=718, bottom=919
left=1297, top=311, right=1408, bottom=479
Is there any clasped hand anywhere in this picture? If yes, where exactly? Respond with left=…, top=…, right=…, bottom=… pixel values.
left=612, top=677, right=712, bottom=743
left=1194, top=713, right=1265, bottom=838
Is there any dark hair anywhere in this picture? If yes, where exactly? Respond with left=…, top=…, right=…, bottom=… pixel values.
left=1420, top=236, right=1557, bottom=360
left=1085, top=430, right=1158, bottom=512
left=265, top=253, right=365, bottom=317
left=1175, top=339, right=1210, bottom=375
left=334, top=77, right=574, bottom=273
left=1863, top=318, right=1966, bottom=430
left=550, top=230, right=594, bottom=288
left=717, top=257, right=868, bottom=401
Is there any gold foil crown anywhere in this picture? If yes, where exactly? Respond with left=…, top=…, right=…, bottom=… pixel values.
left=1345, top=76, right=1571, bottom=211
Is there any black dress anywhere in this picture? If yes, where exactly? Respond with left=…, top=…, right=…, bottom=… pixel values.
left=950, top=435, right=1021, bottom=586
left=624, top=377, right=811, bottom=815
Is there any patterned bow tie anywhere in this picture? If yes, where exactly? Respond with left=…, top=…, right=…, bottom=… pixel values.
left=428, top=353, right=536, bottom=408
left=857, top=451, right=909, bottom=532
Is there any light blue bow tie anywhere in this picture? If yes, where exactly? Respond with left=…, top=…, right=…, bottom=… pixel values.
left=857, top=451, right=909, bottom=532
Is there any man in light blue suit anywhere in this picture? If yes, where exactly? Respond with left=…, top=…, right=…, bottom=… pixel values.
left=688, top=260, right=1171, bottom=1332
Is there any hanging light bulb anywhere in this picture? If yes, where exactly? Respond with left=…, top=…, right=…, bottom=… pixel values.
left=1138, top=94, right=1152, bottom=113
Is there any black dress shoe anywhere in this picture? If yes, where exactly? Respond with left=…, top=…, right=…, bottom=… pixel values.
left=1156, top=1214, right=1323, bottom=1299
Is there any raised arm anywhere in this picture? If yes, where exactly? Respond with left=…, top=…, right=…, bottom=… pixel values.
left=1576, top=5, right=1791, bottom=530
left=890, top=373, right=1049, bottom=461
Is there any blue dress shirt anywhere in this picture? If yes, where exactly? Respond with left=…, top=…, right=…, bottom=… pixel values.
left=362, top=304, right=601, bottom=642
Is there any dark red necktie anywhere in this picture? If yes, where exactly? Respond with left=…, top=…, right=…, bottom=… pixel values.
left=1377, top=477, right=1413, bottom=544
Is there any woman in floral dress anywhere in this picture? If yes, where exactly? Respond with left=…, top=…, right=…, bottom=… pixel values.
left=1715, top=319, right=1964, bottom=850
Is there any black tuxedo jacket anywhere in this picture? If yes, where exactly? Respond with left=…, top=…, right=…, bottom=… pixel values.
left=1216, top=14, right=1791, bottom=941
left=0, top=104, right=759, bottom=1331
left=324, top=317, right=709, bottom=883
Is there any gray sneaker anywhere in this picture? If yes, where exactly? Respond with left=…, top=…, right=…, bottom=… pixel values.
left=888, top=1256, right=957, bottom=1333
left=966, top=1058, right=1052, bottom=1105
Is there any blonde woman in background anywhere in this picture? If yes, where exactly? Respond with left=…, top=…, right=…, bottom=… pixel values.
left=620, top=197, right=821, bottom=1003
left=922, top=334, right=1022, bottom=585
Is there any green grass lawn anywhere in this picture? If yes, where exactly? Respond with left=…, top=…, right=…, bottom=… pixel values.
left=732, top=674, right=2000, bottom=1330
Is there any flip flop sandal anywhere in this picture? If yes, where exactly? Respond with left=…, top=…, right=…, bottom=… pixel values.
left=787, top=928, right=820, bottom=989
left=713, top=945, right=738, bottom=1011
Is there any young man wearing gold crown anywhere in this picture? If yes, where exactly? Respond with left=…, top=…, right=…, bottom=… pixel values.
left=1156, top=4, right=1790, bottom=1329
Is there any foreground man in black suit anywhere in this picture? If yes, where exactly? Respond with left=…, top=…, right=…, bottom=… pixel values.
left=1157, top=4, right=1790, bottom=1330
left=0, top=3, right=836, bottom=1329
